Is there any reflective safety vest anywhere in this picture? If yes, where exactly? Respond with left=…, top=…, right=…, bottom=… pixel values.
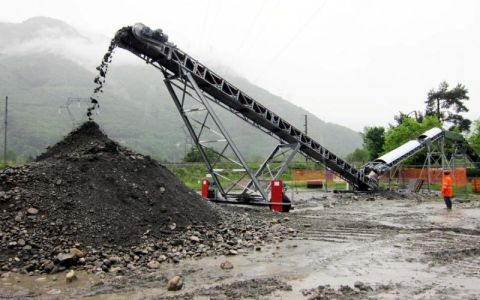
left=442, top=175, right=453, bottom=197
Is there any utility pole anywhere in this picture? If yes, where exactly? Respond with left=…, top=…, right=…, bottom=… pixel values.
left=304, top=114, right=308, bottom=136
left=181, top=125, right=190, bottom=159
left=4, top=96, right=8, bottom=163
left=304, top=114, right=308, bottom=163
left=60, top=97, right=90, bottom=128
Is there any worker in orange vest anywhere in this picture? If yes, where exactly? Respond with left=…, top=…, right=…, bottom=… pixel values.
left=441, top=170, right=453, bottom=209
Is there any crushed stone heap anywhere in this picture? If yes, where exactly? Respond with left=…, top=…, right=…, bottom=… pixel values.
left=11, top=121, right=221, bottom=247
left=1, top=122, right=219, bottom=246
left=0, top=122, right=294, bottom=275
left=0, top=122, right=244, bottom=273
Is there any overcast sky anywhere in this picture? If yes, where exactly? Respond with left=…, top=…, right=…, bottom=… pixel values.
left=1, top=0, right=479, bottom=131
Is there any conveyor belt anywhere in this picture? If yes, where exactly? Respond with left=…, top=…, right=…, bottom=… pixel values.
left=364, top=128, right=480, bottom=177
left=363, top=128, right=444, bottom=176
left=114, top=23, right=376, bottom=190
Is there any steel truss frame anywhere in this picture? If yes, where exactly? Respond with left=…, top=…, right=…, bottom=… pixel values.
left=385, top=164, right=402, bottom=190
left=449, top=139, right=480, bottom=168
left=448, top=140, right=474, bottom=195
left=114, top=25, right=374, bottom=191
left=378, top=134, right=476, bottom=193
left=380, top=136, right=447, bottom=191
left=242, top=143, right=301, bottom=195
left=420, top=136, right=475, bottom=194
left=161, top=68, right=299, bottom=203
left=420, top=136, right=448, bottom=191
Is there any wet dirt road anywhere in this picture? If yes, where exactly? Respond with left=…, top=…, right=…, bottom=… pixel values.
left=2, top=191, right=480, bottom=299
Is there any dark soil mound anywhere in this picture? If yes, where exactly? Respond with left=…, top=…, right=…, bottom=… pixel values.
left=35, top=121, right=114, bottom=161
left=0, top=122, right=290, bottom=275
left=1, top=121, right=220, bottom=247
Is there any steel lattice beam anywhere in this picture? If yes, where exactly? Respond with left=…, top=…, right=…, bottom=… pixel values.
left=115, top=23, right=375, bottom=191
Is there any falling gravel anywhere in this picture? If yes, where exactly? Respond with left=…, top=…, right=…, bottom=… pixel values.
left=86, top=36, right=118, bottom=120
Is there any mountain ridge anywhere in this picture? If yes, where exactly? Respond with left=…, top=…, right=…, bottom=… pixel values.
left=0, top=16, right=86, bottom=46
left=0, top=17, right=362, bottom=161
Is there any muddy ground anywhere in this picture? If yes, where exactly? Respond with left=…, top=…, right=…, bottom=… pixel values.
left=2, top=190, right=480, bottom=299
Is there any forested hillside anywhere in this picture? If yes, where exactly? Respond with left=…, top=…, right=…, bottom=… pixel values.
left=0, top=17, right=362, bottom=162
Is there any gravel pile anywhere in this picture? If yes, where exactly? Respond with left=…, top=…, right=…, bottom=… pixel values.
left=0, top=122, right=295, bottom=275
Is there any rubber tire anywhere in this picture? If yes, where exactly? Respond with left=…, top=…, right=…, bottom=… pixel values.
left=281, top=194, right=292, bottom=213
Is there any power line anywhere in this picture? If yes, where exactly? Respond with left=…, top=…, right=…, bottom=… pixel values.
left=223, top=1, right=268, bottom=78
left=240, top=0, right=282, bottom=62
left=253, top=0, right=328, bottom=82
left=204, top=0, right=224, bottom=61
left=199, top=0, right=212, bottom=50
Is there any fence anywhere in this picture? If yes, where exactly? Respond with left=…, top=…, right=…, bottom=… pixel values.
left=398, top=167, right=467, bottom=188
left=473, top=178, right=480, bottom=193
left=379, top=167, right=480, bottom=195
left=291, top=169, right=341, bottom=183
left=292, top=167, right=480, bottom=194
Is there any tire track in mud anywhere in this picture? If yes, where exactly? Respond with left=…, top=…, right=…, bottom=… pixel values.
left=288, top=196, right=480, bottom=282
left=399, top=228, right=480, bottom=271
left=452, top=257, right=480, bottom=277
left=291, top=206, right=480, bottom=262
left=296, top=226, right=384, bottom=243
left=296, top=222, right=480, bottom=263
left=290, top=210, right=401, bottom=244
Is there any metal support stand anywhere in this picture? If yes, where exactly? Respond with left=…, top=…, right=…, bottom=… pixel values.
left=419, top=136, right=449, bottom=192
left=387, top=164, right=401, bottom=189
left=242, top=143, right=300, bottom=194
left=427, top=143, right=432, bottom=192
left=448, top=140, right=471, bottom=197
left=162, top=70, right=299, bottom=203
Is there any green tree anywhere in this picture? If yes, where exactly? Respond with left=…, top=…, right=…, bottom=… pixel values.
left=346, top=147, right=369, bottom=164
left=425, top=81, right=471, bottom=132
left=469, top=119, right=480, bottom=154
left=183, top=146, right=217, bottom=162
left=392, top=110, right=424, bottom=127
left=362, top=127, right=385, bottom=160
left=383, top=116, right=442, bottom=152
left=383, top=116, right=442, bottom=165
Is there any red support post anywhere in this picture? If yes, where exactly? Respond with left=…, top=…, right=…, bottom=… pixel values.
left=270, top=180, right=284, bottom=212
left=201, top=179, right=210, bottom=199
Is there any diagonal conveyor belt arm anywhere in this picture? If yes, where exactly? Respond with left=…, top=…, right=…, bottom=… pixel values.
left=114, top=23, right=375, bottom=190
left=364, top=127, right=480, bottom=177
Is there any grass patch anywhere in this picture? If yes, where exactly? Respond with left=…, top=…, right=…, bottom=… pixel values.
left=167, top=162, right=347, bottom=192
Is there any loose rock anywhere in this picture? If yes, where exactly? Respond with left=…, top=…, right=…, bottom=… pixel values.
left=70, top=248, right=85, bottom=258
left=270, top=224, right=282, bottom=232
left=56, top=253, right=78, bottom=267
left=27, top=207, right=39, bottom=215
left=147, top=260, right=161, bottom=269
left=190, top=236, right=200, bottom=242
left=167, top=275, right=183, bottom=291
left=65, top=270, right=77, bottom=283
left=220, top=260, right=234, bottom=270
